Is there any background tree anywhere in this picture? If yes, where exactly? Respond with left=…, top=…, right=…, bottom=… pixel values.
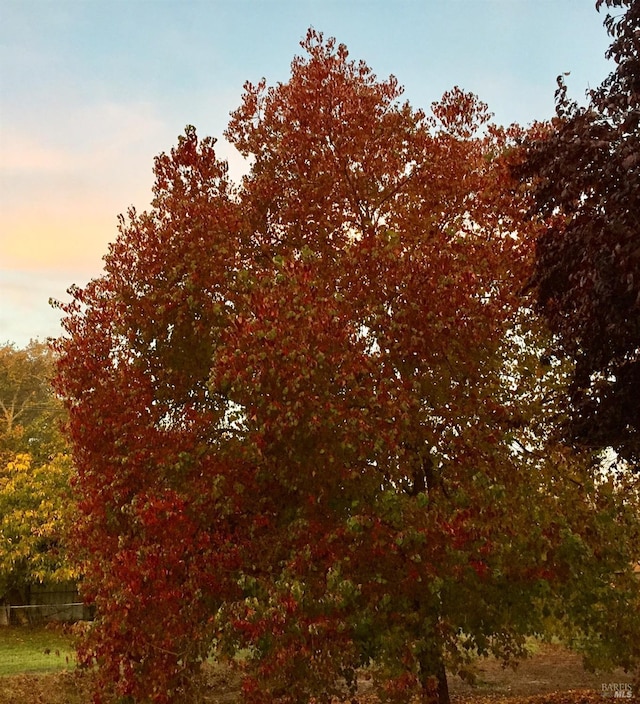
left=0, top=453, right=76, bottom=606
left=0, top=342, right=75, bottom=607
left=0, top=341, right=66, bottom=464
left=519, top=0, right=640, bottom=464
left=55, top=30, right=640, bottom=704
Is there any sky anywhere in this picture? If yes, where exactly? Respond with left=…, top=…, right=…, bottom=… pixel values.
left=0, top=0, right=615, bottom=347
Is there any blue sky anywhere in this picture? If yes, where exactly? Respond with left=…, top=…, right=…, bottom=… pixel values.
left=1, top=0, right=614, bottom=347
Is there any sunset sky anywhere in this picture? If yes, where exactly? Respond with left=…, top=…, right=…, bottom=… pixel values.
left=1, top=0, right=614, bottom=347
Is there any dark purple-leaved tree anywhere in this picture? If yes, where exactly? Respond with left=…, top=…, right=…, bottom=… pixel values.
left=520, top=0, right=640, bottom=464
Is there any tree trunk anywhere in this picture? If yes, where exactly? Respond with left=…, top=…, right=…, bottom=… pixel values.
left=417, top=647, right=450, bottom=704
left=434, top=658, right=450, bottom=704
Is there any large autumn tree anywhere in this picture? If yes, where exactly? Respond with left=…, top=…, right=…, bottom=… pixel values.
left=54, top=31, right=640, bottom=704
left=520, top=0, right=640, bottom=464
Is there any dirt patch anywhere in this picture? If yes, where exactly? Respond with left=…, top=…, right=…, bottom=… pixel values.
left=0, top=671, right=90, bottom=704
left=448, top=643, right=635, bottom=699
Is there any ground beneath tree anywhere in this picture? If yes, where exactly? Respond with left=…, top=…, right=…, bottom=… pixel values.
left=0, top=643, right=635, bottom=703
left=448, top=643, right=635, bottom=699
left=188, top=643, right=637, bottom=703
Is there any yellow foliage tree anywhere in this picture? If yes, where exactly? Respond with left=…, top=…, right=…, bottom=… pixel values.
left=0, top=343, right=76, bottom=607
left=0, top=453, right=76, bottom=604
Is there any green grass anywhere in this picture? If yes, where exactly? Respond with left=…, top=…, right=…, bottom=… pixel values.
left=0, top=626, right=76, bottom=676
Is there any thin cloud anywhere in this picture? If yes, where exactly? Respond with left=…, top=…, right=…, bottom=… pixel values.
left=0, top=100, right=168, bottom=272
left=0, top=133, right=80, bottom=173
left=0, top=269, right=74, bottom=345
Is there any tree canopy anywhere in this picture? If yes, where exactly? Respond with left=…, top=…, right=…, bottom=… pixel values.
left=54, top=29, right=640, bottom=704
left=519, top=0, right=640, bottom=464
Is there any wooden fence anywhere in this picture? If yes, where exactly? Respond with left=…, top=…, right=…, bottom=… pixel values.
left=1, top=583, right=93, bottom=625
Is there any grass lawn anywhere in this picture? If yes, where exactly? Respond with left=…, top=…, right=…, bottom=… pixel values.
left=0, top=626, right=76, bottom=676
